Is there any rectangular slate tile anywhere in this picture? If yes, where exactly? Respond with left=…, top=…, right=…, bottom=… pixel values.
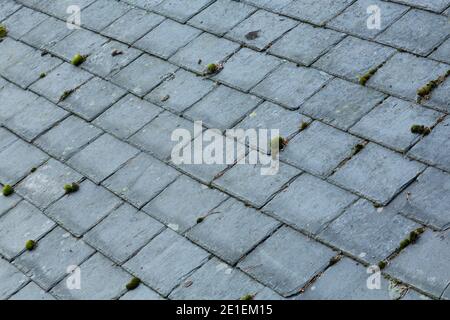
left=153, top=0, right=213, bottom=23
left=124, top=229, right=210, bottom=296
left=213, top=48, right=282, bottom=92
left=51, top=253, right=130, bottom=300
left=238, top=226, right=336, bottom=297
left=251, top=62, right=332, bottom=110
left=264, top=173, right=357, bottom=235
left=85, top=204, right=164, bottom=264
left=300, top=78, right=386, bottom=130
left=386, top=230, right=450, bottom=298
left=350, top=97, right=443, bottom=152
left=430, top=38, right=450, bottom=64
left=226, top=10, right=297, bottom=51
left=243, top=0, right=293, bottom=11
left=0, top=38, right=34, bottom=73
left=331, top=143, right=425, bottom=205
left=143, top=175, right=228, bottom=233
left=2, top=7, right=48, bottom=39
left=16, top=158, right=82, bottom=208
left=0, top=187, right=21, bottom=218
left=102, top=153, right=180, bottom=208
left=9, top=282, right=55, bottom=300
left=80, top=0, right=131, bottom=32
left=34, top=115, right=102, bottom=161
left=68, top=133, right=139, bottom=184
left=45, top=180, right=122, bottom=237
left=319, top=199, right=420, bottom=263
left=409, top=117, right=450, bottom=172
left=269, top=23, right=345, bottom=66
left=0, top=201, right=55, bottom=260
left=35, top=0, right=97, bottom=19
left=188, top=0, right=257, bottom=36
left=281, top=121, right=362, bottom=177
left=21, top=17, right=73, bottom=50
left=0, top=139, right=48, bottom=185
left=135, top=19, right=202, bottom=60
left=13, top=227, right=94, bottom=290
left=187, top=198, right=280, bottom=264
left=169, top=258, right=268, bottom=300
left=111, top=54, right=178, bottom=97
left=93, top=94, right=162, bottom=139
left=146, top=69, right=216, bottom=113
left=281, top=0, right=354, bottom=25
left=327, top=0, right=409, bottom=39
left=376, top=9, right=450, bottom=56
left=0, top=258, right=28, bottom=300
left=185, top=85, right=261, bottom=130
left=422, top=76, right=450, bottom=114
left=101, top=9, right=164, bottom=44
left=30, top=63, right=92, bottom=104
left=59, top=77, right=126, bottom=121
left=213, top=155, right=301, bottom=208
left=120, top=285, right=163, bottom=300
left=392, top=0, right=450, bottom=12
left=170, top=33, right=240, bottom=74
left=368, top=52, right=450, bottom=101
left=313, top=36, right=396, bottom=82
left=82, top=40, right=142, bottom=78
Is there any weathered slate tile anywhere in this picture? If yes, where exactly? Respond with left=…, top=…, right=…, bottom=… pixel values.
left=85, top=204, right=164, bottom=264
left=0, top=38, right=35, bottom=73
left=409, top=117, right=450, bottom=172
left=0, top=84, right=39, bottom=124
left=0, top=0, right=21, bottom=21
left=51, top=253, right=130, bottom=300
left=9, top=282, right=55, bottom=300
left=153, top=0, right=213, bottom=23
left=50, top=29, right=108, bottom=61
left=111, top=54, right=177, bottom=97
left=2, top=7, right=47, bottom=39
left=269, top=23, right=345, bottom=65
left=0, top=201, right=55, bottom=260
left=46, top=180, right=122, bottom=237
left=386, top=230, right=450, bottom=299
left=93, top=94, right=162, bottom=139
left=121, top=0, right=165, bottom=10
left=143, top=175, right=228, bottom=233
left=430, top=38, right=450, bottom=65
left=238, top=227, right=336, bottom=297
left=327, top=0, right=409, bottom=39
left=227, top=10, right=297, bottom=51
left=0, top=258, right=28, bottom=300
left=281, top=121, right=362, bottom=176
left=392, top=0, right=450, bottom=12
left=319, top=199, right=420, bottom=263
left=103, top=153, right=180, bottom=208
left=243, top=0, right=293, bottom=11
left=185, top=85, right=261, bottom=129
left=422, top=75, right=450, bottom=114
left=313, top=36, right=395, bottom=82
left=300, top=78, right=386, bottom=130
left=213, top=48, right=282, bottom=91
left=331, top=143, right=425, bottom=205
left=80, top=0, right=131, bottom=32
left=376, top=9, right=449, bottom=56
left=189, top=0, right=257, bottom=36
left=124, top=229, right=210, bottom=296
left=21, top=17, right=73, bottom=50
left=68, top=134, right=139, bottom=184
left=251, top=62, right=332, bottom=110
left=264, top=173, right=357, bottom=235
left=13, top=227, right=94, bottom=290
left=0, top=187, right=21, bottom=218
left=135, top=19, right=201, bottom=59
left=0, top=127, right=18, bottom=153
left=170, top=33, right=240, bottom=74
left=350, top=97, right=443, bottom=152
left=281, top=0, right=354, bottom=25
left=36, top=0, right=96, bottom=19
left=120, top=285, right=163, bottom=300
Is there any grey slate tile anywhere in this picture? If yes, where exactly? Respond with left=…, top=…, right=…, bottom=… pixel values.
left=0, top=127, right=17, bottom=153
left=35, top=0, right=97, bottom=19
left=122, top=0, right=165, bottom=10
left=80, top=0, right=131, bottom=32
left=21, top=17, right=73, bottom=50
left=422, top=76, right=450, bottom=114
left=0, top=258, right=28, bottom=300
left=0, top=0, right=21, bottom=21
left=9, top=282, right=55, bottom=300
left=392, top=0, right=450, bottom=12
left=430, top=38, right=450, bottom=65
left=2, top=7, right=47, bottom=39
left=120, top=285, right=163, bottom=300
left=153, top=0, right=214, bottom=23
left=281, top=0, right=354, bottom=25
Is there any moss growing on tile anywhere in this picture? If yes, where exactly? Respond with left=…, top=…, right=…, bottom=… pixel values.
left=71, top=54, right=86, bottom=66
left=270, top=136, right=288, bottom=153
left=39, top=72, right=47, bottom=79
left=2, top=184, right=14, bottom=197
left=25, top=240, right=36, bottom=251
left=358, top=67, right=378, bottom=86
left=0, top=24, right=8, bottom=38
left=399, top=238, right=410, bottom=250
left=378, top=260, right=387, bottom=270
left=204, top=63, right=223, bottom=76
left=64, top=182, right=79, bottom=194
left=329, top=255, right=342, bottom=266
left=126, top=277, right=141, bottom=290
left=30, top=167, right=37, bottom=173
left=240, top=294, right=254, bottom=301
left=411, top=125, right=431, bottom=136
left=59, top=89, right=75, bottom=102
left=417, top=70, right=450, bottom=100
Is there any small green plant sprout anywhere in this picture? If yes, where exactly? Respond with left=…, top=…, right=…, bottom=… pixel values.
left=71, top=54, right=86, bottom=66
left=196, top=216, right=205, bottom=224
left=358, top=67, right=378, bottom=86
left=270, top=135, right=288, bottom=156
left=25, top=240, right=36, bottom=251
left=240, top=294, right=254, bottom=301
left=0, top=24, right=7, bottom=38
left=2, top=184, right=14, bottom=197
left=378, top=260, right=387, bottom=270
left=204, top=63, right=222, bottom=76
left=39, top=72, right=47, bottom=79
left=300, top=121, right=309, bottom=131
left=353, top=143, right=365, bottom=155
left=126, top=277, right=141, bottom=291
left=410, top=125, right=431, bottom=136
left=59, top=89, right=75, bottom=102
left=64, top=182, right=79, bottom=194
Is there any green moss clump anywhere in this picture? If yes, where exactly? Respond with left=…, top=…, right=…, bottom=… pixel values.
left=196, top=216, right=205, bottom=224
left=39, top=72, right=47, bottom=79
left=71, top=54, right=86, bottom=66
left=59, top=89, right=74, bottom=102
left=0, top=24, right=8, bottom=38
left=417, top=70, right=450, bottom=99
left=358, top=68, right=378, bottom=86
left=378, top=260, right=387, bottom=270
left=25, top=240, right=36, bottom=251
left=240, top=294, right=254, bottom=301
left=126, top=277, right=141, bottom=291
left=30, top=167, right=37, bottom=173
left=300, top=121, right=309, bottom=131
left=399, top=238, right=410, bottom=250
left=64, top=182, right=79, bottom=194
left=353, top=143, right=365, bottom=155
left=206, top=63, right=218, bottom=74
left=2, top=184, right=13, bottom=197
left=411, top=125, right=431, bottom=136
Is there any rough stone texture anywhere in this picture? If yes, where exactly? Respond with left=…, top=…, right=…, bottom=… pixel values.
left=120, top=285, right=163, bottom=300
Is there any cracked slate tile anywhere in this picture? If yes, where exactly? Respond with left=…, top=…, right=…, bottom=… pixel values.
left=0, top=83, right=39, bottom=124
left=263, top=173, right=358, bottom=235
left=243, top=0, right=293, bottom=11
left=80, top=0, right=131, bottom=32
left=330, top=143, right=425, bottom=205
left=102, top=152, right=180, bottom=208
left=2, top=7, right=47, bottom=40
left=34, top=0, right=97, bottom=19
left=13, top=227, right=94, bottom=291
left=319, top=199, right=420, bottom=263
left=0, top=201, right=55, bottom=260
left=9, top=282, right=55, bottom=300
left=238, top=226, right=336, bottom=297
left=21, top=17, right=73, bottom=50
left=124, top=228, right=210, bottom=296
left=121, top=0, right=165, bottom=11
left=153, top=0, right=214, bottom=23
left=45, top=180, right=123, bottom=237
left=186, top=198, right=280, bottom=264
left=0, top=258, right=28, bottom=300
left=143, top=174, right=228, bottom=233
